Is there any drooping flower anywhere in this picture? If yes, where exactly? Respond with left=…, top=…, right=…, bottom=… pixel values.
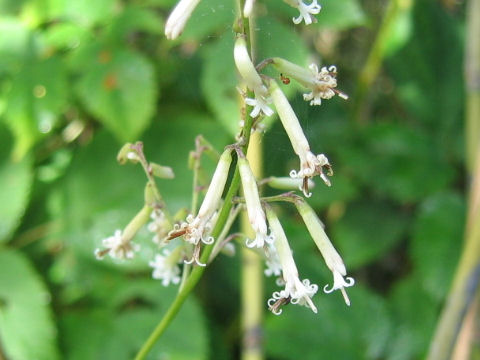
left=268, top=79, right=333, bottom=196
left=167, top=150, right=232, bottom=265
left=295, top=200, right=354, bottom=306
left=238, top=156, right=274, bottom=248
left=284, top=0, right=322, bottom=25
left=149, top=248, right=182, bottom=286
left=265, top=206, right=318, bottom=314
left=271, top=58, right=348, bottom=106
left=95, top=229, right=140, bottom=260
left=165, top=0, right=201, bottom=40
left=234, top=36, right=274, bottom=118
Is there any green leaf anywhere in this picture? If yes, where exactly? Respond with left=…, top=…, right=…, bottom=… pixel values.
left=34, top=0, right=117, bottom=26
left=411, top=191, right=464, bottom=301
left=106, top=5, right=164, bottom=39
left=386, top=277, right=437, bottom=360
left=0, top=18, right=33, bottom=73
left=44, top=22, right=91, bottom=50
left=181, top=0, right=235, bottom=41
left=332, top=199, right=409, bottom=269
left=383, top=1, right=413, bottom=57
left=201, top=35, right=239, bottom=136
left=256, top=16, right=310, bottom=73
left=0, top=249, right=60, bottom=360
left=61, top=277, right=208, bottom=360
left=74, top=46, right=157, bottom=142
left=3, top=55, right=68, bottom=159
left=317, top=0, right=367, bottom=29
left=266, top=285, right=391, bottom=360
left=388, top=1, right=464, bottom=140
left=0, top=0, right=26, bottom=14
left=344, top=123, right=456, bottom=203
left=0, top=126, right=33, bottom=242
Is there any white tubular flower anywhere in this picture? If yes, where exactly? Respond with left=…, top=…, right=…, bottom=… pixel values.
left=95, top=230, right=140, bottom=260
left=170, top=149, right=232, bottom=246
left=272, top=58, right=348, bottom=106
left=266, top=207, right=318, bottom=314
left=285, top=0, right=321, bottom=25
left=296, top=200, right=354, bottom=306
left=243, top=0, right=255, bottom=17
left=268, top=79, right=333, bottom=196
left=165, top=0, right=201, bottom=40
left=238, top=157, right=274, bottom=248
left=234, top=36, right=274, bottom=118
left=149, top=248, right=182, bottom=286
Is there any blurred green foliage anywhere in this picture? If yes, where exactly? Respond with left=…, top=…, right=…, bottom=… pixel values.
left=0, top=0, right=467, bottom=359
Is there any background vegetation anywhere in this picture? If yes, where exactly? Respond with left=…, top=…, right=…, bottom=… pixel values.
left=0, top=0, right=474, bottom=359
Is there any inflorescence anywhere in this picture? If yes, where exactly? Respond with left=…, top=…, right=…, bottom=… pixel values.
left=94, top=0, right=354, bottom=316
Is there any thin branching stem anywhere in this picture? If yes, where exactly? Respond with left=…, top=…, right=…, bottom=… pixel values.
left=134, top=12, right=254, bottom=357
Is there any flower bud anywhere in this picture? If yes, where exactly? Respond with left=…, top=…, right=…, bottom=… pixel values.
left=117, top=143, right=138, bottom=165
left=295, top=200, right=354, bottom=306
left=234, top=36, right=273, bottom=117
left=238, top=157, right=273, bottom=248
left=150, top=163, right=175, bottom=179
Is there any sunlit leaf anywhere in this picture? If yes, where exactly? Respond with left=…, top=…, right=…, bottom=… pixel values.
left=74, top=45, right=157, bottom=142
left=44, top=0, right=116, bottom=26
left=0, top=249, right=59, bottom=360
left=3, top=55, right=68, bottom=159
left=0, top=126, right=33, bottom=242
left=0, top=18, right=33, bottom=73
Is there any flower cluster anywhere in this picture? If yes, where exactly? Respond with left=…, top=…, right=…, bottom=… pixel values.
left=96, top=0, right=355, bottom=321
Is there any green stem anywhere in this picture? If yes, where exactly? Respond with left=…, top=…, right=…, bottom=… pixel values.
left=134, top=165, right=243, bottom=360
left=133, top=142, right=174, bottom=225
left=135, top=43, right=253, bottom=360
left=241, top=131, right=264, bottom=360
